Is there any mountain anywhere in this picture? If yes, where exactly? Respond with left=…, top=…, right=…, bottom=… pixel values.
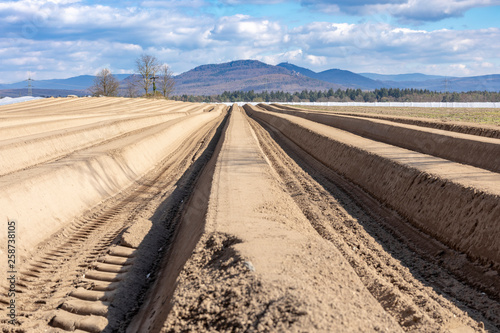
left=1, top=61, right=499, bottom=97
left=315, top=69, right=384, bottom=90
left=277, top=62, right=318, bottom=78
left=358, top=72, right=500, bottom=91
left=0, top=88, right=87, bottom=98
left=359, top=73, right=448, bottom=82
left=278, top=63, right=500, bottom=92
left=446, top=75, right=500, bottom=91
left=278, top=63, right=383, bottom=90
left=173, top=60, right=342, bottom=95
left=0, top=74, right=131, bottom=91
left=0, top=74, right=132, bottom=97
left=373, top=75, right=500, bottom=92
left=0, top=61, right=341, bottom=97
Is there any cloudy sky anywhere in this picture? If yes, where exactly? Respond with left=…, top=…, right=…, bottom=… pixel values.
left=1, top=0, right=499, bottom=83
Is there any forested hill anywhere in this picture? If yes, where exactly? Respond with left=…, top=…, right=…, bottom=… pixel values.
left=172, top=60, right=342, bottom=95
left=2, top=60, right=499, bottom=98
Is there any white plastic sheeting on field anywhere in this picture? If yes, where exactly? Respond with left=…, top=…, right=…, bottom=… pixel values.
left=0, top=96, right=43, bottom=106
left=283, top=102, right=500, bottom=108
left=221, top=101, right=500, bottom=108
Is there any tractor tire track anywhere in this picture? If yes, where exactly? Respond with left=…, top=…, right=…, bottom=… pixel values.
left=0, top=107, right=228, bottom=332
left=245, top=108, right=499, bottom=332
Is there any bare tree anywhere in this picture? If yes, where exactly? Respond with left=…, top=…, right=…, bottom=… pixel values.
left=125, top=75, right=139, bottom=98
left=88, top=68, right=120, bottom=97
left=158, top=64, right=175, bottom=99
left=135, top=54, right=161, bottom=96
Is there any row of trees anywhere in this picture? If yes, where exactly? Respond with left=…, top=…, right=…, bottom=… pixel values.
left=88, top=58, right=498, bottom=102
left=173, top=88, right=500, bottom=103
left=89, top=54, right=175, bottom=98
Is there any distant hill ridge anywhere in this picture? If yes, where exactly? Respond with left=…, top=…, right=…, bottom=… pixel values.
left=0, top=74, right=131, bottom=91
left=359, top=73, right=448, bottom=82
left=277, top=62, right=384, bottom=90
left=1, top=60, right=499, bottom=97
left=173, top=60, right=342, bottom=95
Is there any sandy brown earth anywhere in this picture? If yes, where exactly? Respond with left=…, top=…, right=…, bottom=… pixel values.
left=1, top=98, right=499, bottom=332
left=297, top=105, right=500, bottom=128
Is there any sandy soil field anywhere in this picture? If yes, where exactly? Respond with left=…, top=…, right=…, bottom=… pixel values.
left=299, top=105, right=500, bottom=127
left=0, top=98, right=499, bottom=332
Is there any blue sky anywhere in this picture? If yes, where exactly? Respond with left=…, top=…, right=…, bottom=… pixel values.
left=0, top=0, right=499, bottom=83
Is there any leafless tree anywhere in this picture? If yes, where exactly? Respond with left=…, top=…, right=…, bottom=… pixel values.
left=88, top=68, right=120, bottom=97
left=125, top=75, right=139, bottom=98
left=135, top=54, right=161, bottom=96
left=158, top=64, right=175, bottom=98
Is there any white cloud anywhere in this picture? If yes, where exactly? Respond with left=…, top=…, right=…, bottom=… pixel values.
left=211, top=15, right=285, bottom=47
left=306, top=54, right=327, bottom=65
left=0, top=38, right=144, bottom=82
left=219, top=0, right=286, bottom=4
left=0, top=1, right=499, bottom=84
left=301, top=0, right=500, bottom=22
left=378, top=0, right=500, bottom=23
left=287, top=21, right=500, bottom=75
left=0, top=0, right=211, bottom=48
left=140, top=0, right=207, bottom=8
left=257, top=49, right=303, bottom=65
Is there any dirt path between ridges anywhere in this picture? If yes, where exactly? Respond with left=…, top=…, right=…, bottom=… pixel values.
left=1, top=99, right=499, bottom=332
left=155, top=104, right=498, bottom=332
left=159, top=106, right=402, bottom=332
left=245, top=109, right=499, bottom=332
left=246, top=105, right=500, bottom=269
left=0, top=107, right=228, bottom=332
left=275, top=104, right=500, bottom=139
left=259, top=104, right=500, bottom=174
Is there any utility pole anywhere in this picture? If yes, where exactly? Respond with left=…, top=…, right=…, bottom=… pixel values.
left=25, top=72, right=34, bottom=96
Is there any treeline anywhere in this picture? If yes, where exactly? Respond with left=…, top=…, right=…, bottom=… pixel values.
left=89, top=54, right=174, bottom=98
left=173, top=88, right=500, bottom=103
